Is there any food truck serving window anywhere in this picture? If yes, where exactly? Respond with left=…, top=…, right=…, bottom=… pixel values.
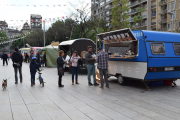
left=108, top=46, right=129, bottom=55
left=151, top=43, right=166, bottom=55
left=173, top=43, right=180, bottom=55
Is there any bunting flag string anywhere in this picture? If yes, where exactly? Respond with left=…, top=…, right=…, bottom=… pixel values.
left=0, top=32, right=30, bottom=40
left=0, top=15, right=77, bottom=30
left=0, top=37, right=24, bottom=45
left=0, top=4, right=69, bottom=7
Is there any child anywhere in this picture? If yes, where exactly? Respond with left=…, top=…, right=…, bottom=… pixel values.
left=30, top=57, right=40, bottom=86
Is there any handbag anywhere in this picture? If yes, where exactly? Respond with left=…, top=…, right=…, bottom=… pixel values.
left=59, top=67, right=64, bottom=76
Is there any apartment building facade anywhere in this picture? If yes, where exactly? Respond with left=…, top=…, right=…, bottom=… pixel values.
left=91, top=0, right=180, bottom=32
left=157, top=0, right=180, bottom=32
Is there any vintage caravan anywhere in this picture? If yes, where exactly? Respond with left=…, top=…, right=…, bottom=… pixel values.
left=97, top=28, right=180, bottom=90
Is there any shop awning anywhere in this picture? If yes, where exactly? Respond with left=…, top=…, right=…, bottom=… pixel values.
left=97, top=28, right=137, bottom=44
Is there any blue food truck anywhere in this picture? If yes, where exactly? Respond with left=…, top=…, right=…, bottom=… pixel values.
left=97, top=28, right=180, bottom=90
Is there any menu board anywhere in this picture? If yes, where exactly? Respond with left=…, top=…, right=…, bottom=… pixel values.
left=97, top=28, right=137, bottom=44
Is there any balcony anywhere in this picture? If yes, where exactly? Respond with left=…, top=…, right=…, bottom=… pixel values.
left=128, top=9, right=137, bottom=15
left=128, top=18, right=134, bottom=22
left=159, top=9, right=167, bottom=14
left=141, top=0, right=147, bottom=3
left=151, top=13, right=156, bottom=17
left=141, top=22, right=147, bottom=27
left=130, top=1, right=139, bottom=7
left=159, top=0, right=167, bottom=6
left=151, top=5, right=156, bottom=9
left=142, top=14, right=147, bottom=18
left=151, top=22, right=156, bottom=26
left=161, top=18, right=167, bottom=23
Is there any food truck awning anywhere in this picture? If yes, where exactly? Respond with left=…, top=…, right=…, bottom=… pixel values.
left=97, top=28, right=137, bottom=44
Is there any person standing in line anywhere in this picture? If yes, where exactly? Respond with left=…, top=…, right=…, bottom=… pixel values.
left=96, top=48, right=109, bottom=89
left=25, top=53, right=29, bottom=63
left=12, top=48, right=23, bottom=84
left=43, top=52, right=46, bottom=67
left=10, top=53, right=12, bottom=59
left=70, top=51, right=80, bottom=85
left=30, top=57, right=40, bottom=86
left=57, top=50, right=66, bottom=87
left=2, top=52, right=8, bottom=66
left=30, top=53, right=33, bottom=62
left=85, top=46, right=99, bottom=86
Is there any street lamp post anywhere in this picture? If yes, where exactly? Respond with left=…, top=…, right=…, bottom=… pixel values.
left=43, top=21, right=45, bottom=47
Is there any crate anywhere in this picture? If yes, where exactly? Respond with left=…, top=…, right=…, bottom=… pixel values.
left=148, top=81, right=165, bottom=87
left=165, top=80, right=172, bottom=86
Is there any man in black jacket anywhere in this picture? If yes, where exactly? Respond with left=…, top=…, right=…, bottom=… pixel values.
left=2, top=52, right=8, bottom=66
left=12, top=48, right=23, bottom=84
left=85, top=46, right=99, bottom=86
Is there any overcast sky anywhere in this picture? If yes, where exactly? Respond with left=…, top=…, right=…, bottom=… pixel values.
left=0, top=0, right=91, bottom=30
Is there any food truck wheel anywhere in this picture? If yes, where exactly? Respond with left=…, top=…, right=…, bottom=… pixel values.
left=117, top=75, right=125, bottom=85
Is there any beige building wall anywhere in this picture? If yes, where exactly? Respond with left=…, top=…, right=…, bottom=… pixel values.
left=157, top=0, right=180, bottom=32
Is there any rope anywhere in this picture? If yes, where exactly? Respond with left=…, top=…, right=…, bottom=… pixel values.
left=2, top=60, right=13, bottom=81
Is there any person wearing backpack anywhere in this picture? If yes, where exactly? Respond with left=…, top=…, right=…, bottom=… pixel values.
left=12, top=48, right=23, bottom=84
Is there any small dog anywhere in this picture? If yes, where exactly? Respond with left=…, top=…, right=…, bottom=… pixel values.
left=2, top=79, right=7, bottom=91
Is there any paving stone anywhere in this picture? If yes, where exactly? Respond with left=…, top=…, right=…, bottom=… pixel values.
left=1, top=60, right=180, bottom=120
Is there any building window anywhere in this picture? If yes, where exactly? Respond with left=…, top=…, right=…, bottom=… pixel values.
left=106, top=0, right=111, bottom=3
left=168, top=3, right=171, bottom=12
left=106, top=11, right=110, bottom=15
left=100, top=1, right=104, bottom=7
left=179, top=21, right=180, bottom=28
left=172, top=2, right=174, bottom=10
left=173, top=22, right=175, bottom=29
left=168, top=23, right=171, bottom=30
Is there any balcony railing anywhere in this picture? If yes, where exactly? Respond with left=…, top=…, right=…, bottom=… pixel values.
left=151, top=14, right=156, bottom=17
left=141, top=0, right=147, bottom=3
left=151, top=5, right=156, bottom=9
left=141, top=22, right=147, bottom=26
left=128, top=9, right=137, bottom=15
left=128, top=18, right=134, bottom=22
left=159, top=0, right=167, bottom=6
left=142, top=14, right=147, bottom=18
left=161, top=19, right=167, bottom=23
left=159, top=9, right=167, bottom=14
left=130, top=1, right=139, bottom=7
left=151, top=22, right=156, bottom=25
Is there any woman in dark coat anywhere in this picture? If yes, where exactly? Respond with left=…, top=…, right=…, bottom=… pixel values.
left=57, top=50, right=66, bottom=87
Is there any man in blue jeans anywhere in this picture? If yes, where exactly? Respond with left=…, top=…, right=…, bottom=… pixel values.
left=85, top=46, right=99, bottom=86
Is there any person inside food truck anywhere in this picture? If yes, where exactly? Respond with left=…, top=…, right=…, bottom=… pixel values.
left=128, top=41, right=137, bottom=55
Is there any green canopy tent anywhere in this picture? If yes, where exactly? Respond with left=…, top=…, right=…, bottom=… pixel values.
left=44, top=45, right=59, bottom=67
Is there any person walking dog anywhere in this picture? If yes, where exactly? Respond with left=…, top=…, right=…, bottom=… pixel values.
left=57, top=50, right=66, bottom=87
left=12, top=48, right=23, bottom=84
left=70, top=51, right=80, bottom=85
left=85, top=46, right=99, bottom=86
left=96, top=48, right=109, bottom=88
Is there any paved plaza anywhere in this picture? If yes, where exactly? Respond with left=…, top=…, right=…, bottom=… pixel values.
left=1, top=60, right=180, bottom=120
